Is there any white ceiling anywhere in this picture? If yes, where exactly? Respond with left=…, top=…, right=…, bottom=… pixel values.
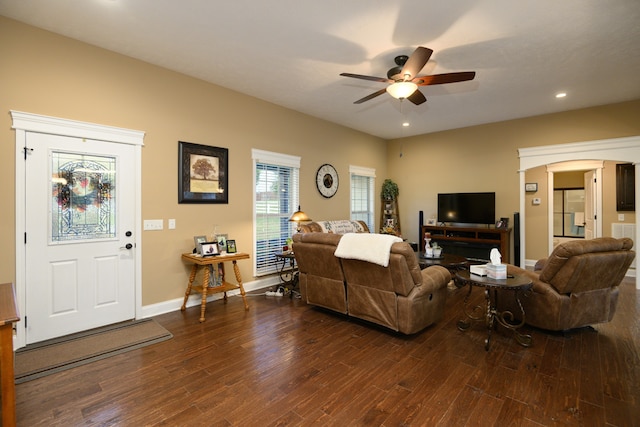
left=2, top=0, right=640, bottom=139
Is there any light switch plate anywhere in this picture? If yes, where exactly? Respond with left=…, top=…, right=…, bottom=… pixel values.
left=143, top=219, right=163, bottom=230
left=532, top=198, right=541, bottom=205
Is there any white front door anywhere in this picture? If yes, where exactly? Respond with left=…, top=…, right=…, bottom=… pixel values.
left=24, top=132, right=137, bottom=344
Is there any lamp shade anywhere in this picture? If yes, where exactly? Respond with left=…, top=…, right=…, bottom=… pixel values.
left=288, top=206, right=311, bottom=223
left=386, top=81, right=418, bottom=99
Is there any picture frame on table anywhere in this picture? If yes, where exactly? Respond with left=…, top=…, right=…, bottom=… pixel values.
left=216, top=234, right=228, bottom=252
left=199, top=241, right=220, bottom=257
left=226, top=239, right=237, bottom=254
left=495, top=217, right=509, bottom=229
left=193, top=235, right=207, bottom=254
left=178, top=141, right=229, bottom=204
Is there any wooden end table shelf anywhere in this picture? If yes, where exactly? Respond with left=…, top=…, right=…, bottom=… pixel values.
left=181, top=252, right=250, bottom=322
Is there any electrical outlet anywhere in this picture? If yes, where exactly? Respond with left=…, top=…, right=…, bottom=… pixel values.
left=143, top=219, right=163, bottom=231
left=618, top=214, right=625, bottom=221
left=532, top=198, right=541, bottom=205
left=168, top=219, right=176, bottom=229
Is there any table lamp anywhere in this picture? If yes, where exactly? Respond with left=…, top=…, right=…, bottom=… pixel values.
left=288, top=206, right=311, bottom=232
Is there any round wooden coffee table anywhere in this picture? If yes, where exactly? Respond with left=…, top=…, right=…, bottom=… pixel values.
left=417, top=252, right=468, bottom=270
left=455, top=270, right=533, bottom=351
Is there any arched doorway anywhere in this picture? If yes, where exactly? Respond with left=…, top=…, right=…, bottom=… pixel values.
left=518, top=135, right=640, bottom=289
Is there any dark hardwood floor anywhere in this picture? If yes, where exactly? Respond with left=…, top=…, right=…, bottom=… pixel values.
left=16, top=277, right=639, bottom=426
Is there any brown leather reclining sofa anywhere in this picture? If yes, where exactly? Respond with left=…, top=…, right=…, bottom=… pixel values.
left=292, top=230, right=450, bottom=334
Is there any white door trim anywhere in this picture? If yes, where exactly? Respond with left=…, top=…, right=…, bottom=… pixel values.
left=518, top=135, right=640, bottom=290
left=10, top=110, right=145, bottom=349
left=545, top=161, right=604, bottom=253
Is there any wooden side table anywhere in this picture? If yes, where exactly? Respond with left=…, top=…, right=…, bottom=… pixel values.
left=0, top=283, right=20, bottom=427
left=181, top=253, right=250, bottom=322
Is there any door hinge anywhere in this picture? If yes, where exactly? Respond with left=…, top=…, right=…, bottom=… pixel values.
left=24, top=232, right=27, bottom=244
left=24, top=316, right=27, bottom=328
left=23, top=146, right=33, bottom=160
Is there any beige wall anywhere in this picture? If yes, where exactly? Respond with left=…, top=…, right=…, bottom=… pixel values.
left=0, top=17, right=387, bottom=305
left=388, top=102, right=640, bottom=261
left=1, top=17, right=639, bottom=308
left=554, top=171, right=586, bottom=188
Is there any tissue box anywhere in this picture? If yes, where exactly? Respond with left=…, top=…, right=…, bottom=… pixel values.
left=486, top=263, right=507, bottom=279
left=470, top=264, right=487, bottom=276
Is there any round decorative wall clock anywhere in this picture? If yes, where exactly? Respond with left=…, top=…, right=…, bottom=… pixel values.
left=316, top=163, right=339, bottom=198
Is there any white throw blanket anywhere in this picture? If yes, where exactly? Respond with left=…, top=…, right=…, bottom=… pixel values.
left=334, top=233, right=402, bottom=267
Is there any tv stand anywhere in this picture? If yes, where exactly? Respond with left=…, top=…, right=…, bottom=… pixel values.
left=422, top=225, right=511, bottom=263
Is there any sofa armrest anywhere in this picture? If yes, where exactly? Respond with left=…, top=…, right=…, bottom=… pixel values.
left=506, top=264, right=553, bottom=295
left=534, top=258, right=548, bottom=272
left=418, top=265, right=450, bottom=293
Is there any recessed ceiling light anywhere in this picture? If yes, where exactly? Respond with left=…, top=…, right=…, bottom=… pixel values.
left=402, top=122, right=410, bottom=127
left=555, top=92, right=567, bottom=99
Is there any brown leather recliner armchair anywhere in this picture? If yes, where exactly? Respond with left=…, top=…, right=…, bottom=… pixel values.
left=505, top=237, right=635, bottom=331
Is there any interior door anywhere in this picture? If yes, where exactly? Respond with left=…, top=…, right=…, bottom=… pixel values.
left=584, top=170, right=597, bottom=240
left=25, top=132, right=136, bottom=344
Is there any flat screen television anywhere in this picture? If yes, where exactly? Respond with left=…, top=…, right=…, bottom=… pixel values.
left=437, top=192, right=496, bottom=225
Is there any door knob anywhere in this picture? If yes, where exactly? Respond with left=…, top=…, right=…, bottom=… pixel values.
left=120, top=243, right=133, bottom=250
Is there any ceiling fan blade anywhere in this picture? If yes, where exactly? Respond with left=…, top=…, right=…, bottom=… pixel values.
left=407, top=89, right=426, bottom=105
left=340, top=73, right=391, bottom=83
left=353, top=88, right=387, bottom=104
left=413, top=71, right=476, bottom=86
left=400, top=47, right=433, bottom=80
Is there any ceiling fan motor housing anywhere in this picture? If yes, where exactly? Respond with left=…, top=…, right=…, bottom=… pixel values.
left=387, top=55, right=409, bottom=80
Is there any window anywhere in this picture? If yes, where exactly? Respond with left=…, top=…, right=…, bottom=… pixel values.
left=350, top=165, right=375, bottom=232
left=253, top=149, right=300, bottom=276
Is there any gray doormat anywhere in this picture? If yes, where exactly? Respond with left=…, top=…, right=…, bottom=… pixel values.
left=15, top=318, right=172, bottom=384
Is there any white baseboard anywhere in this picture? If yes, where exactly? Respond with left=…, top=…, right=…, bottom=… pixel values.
left=138, top=275, right=280, bottom=319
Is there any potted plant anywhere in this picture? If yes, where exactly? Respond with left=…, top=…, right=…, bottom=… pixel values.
left=381, top=179, right=399, bottom=201
left=431, top=242, right=442, bottom=257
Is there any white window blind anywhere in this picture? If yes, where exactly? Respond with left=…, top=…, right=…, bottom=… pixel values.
left=253, top=149, right=300, bottom=276
left=350, top=165, right=376, bottom=232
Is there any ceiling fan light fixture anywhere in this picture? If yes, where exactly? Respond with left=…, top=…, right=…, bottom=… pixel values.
left=386, top=81, right=418, bottom=99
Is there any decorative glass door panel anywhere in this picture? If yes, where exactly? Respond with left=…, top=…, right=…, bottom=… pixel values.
left=51, top=151, right=117, bottom=243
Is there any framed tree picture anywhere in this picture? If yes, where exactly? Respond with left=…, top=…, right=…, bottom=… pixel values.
left=178, top=141, right=228, bottom=203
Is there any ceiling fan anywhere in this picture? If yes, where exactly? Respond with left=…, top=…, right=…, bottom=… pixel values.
left=340, top=46, right=476, bottom=105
